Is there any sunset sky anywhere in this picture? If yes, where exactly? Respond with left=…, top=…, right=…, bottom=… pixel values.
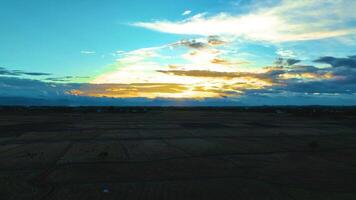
left=1, top=0, right=356, bottom=105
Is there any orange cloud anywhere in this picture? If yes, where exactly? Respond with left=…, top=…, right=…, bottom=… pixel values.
left=210, top=58, right=247, bottom=66
left=207, top=36, right=226, bottom=46
left=67, top=83, right=189, bottom=98
left=157, top=70, right=273, bottom=82
left=279, top=72, right=334, bottom=80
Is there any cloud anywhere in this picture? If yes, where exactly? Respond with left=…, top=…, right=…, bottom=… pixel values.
left=133, top=12, right=283, bottom=41
left=45, top=76, right=90, bottom=82
left=274, top=58, right=301, bottom=66
left=94, top=36, right=238, bottom=87
left=0, top=76, right=195, bottom=99
left=277, top=79, right=356, bottom=94
left=286, top=59, right=301, bottom=66
left=312, top=55, right=356, bottom=84
left=0, top=67, right=22, bottom=76
left=157, top=69, right=268, bottom=80
left=156, top=70, right=276, bottom=93
left=276, top=49, right=296, bottom=58
left=133, top=0, right=356, bottom=42
left=314, top=55, right=356, bottom=68
left=0, top=76, right=72, bottom=98
left=0, top=67, right=89, bottom=83
left=117, top=46, right=165, bottom=63
left=175, top=39, right=208, bottom=49
left=261, top=55, right=356, bottom=95
left=94, top=48, right=355, bottom=99
left=80, top=51, right=96, bottom=54
left=0, top=67, right=51, bottom=76
left=182, top=10, right=191, bottom=16
left=210, top=58, right=246, bottom=66
left=156, top=53, right=354, bottom=95
left=68, top=83, right=190, bottom=98
left=286, top=65, right=321, bottom=73
left=23, top=72, right=52, bottom=76
left=207, top=35, right=226, bottom=46
left=172, top=36, right=226, bottom=50
left=1, top=53, right=356, bottom=105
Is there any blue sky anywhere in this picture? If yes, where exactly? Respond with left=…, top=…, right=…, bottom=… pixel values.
left=0, top=0, right=356, bottom=105
left=0, top=0, right=225, bottom=76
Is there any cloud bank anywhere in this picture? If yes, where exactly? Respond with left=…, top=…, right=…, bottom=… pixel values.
left=133, top=0, right=356, bottom=42
left=1, top=54, right=355, bottom=105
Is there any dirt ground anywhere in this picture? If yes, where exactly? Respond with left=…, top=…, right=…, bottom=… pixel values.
left=0, top=107, right=356, bottom=200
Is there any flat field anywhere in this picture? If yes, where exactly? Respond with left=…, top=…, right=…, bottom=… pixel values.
left=1, top=107, right=356, bottom=200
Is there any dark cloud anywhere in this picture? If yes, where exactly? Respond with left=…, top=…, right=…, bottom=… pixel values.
left=287, top=65, right=320, bottom=73
left=177, top=39, right=207, bottom=49
left=45, top=77, right=70, bottom=82
left=274, top=58, right=301, bottom=66
left=45, top=76, right=90, bottom=82
left=314, top=55, right=356, bottom=68
left=23, top=72, right=51, bottom=76
left=0, top=67, right=22, bottom=76
left=263, top=67, right=285, bottom=77
left=280, top=79, right=356, bottom=94
left=0, top=76, right=75, bottom=98
left=0, top=67, right=51, bottom=76
left=310, top=55, right=356, bottom=84
left=207, top=35, right=226, bottom=46
left=286, top=59, right=301, bottom=66
left=267, top=55, right=356, bottom=95
left=174, top=36, right=226, bottom=50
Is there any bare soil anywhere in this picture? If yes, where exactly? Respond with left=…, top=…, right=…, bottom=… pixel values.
left=1, top=107, right=356, bottom=200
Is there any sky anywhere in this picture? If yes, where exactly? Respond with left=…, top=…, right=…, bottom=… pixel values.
left=0, top=0, right=356, bottom=106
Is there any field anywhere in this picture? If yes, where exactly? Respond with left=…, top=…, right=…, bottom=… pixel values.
left=1, top=107, right=356, bottom=200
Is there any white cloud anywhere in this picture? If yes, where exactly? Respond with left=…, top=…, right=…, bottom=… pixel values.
left=133, top=0, right=356, bottom=42
left=182, top=10, right=192, bottom=16
left=80, top=51, right=96, bottom=54
left=119, top=46, right=165, bottom=63
left=116, top=50, right=125, bottom=54
left=276, top=49, right=295, bottom=58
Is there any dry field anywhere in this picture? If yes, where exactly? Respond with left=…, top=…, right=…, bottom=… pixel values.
left=0, top=107, right=356, bottom=200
